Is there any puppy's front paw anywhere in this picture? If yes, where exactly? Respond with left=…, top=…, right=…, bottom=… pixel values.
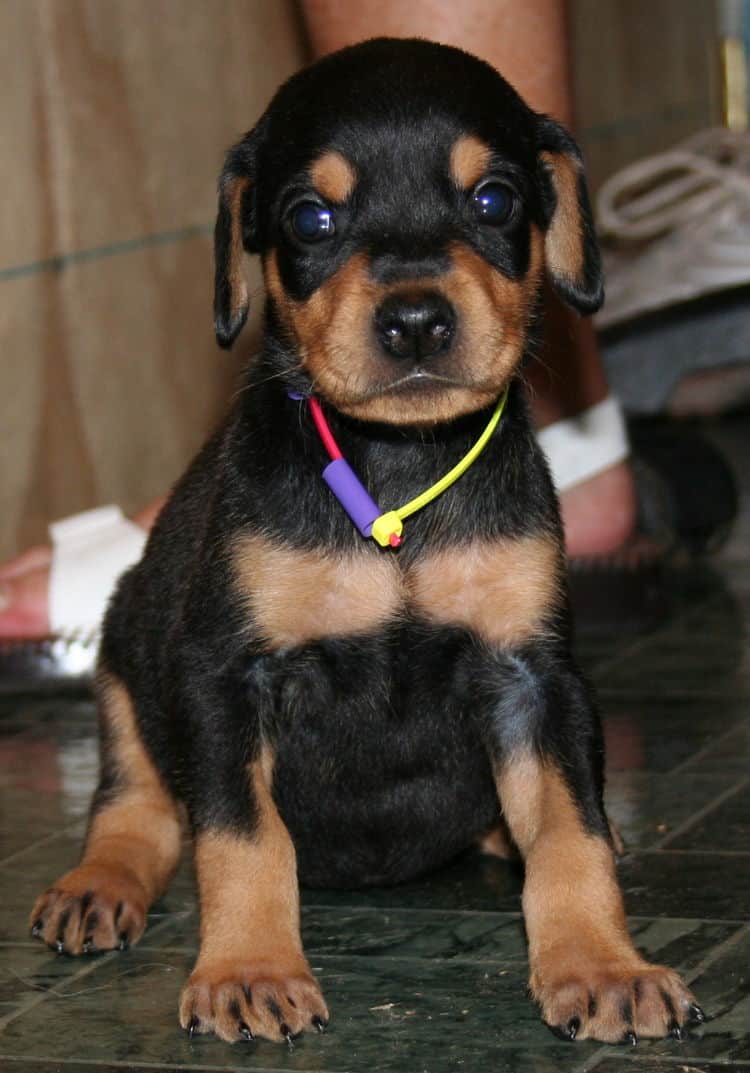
left=533, top=959, right=705, bottom=1043
left=29, top=864, right=148, bottom=955
left=179, top=957, right=329, bottom=1043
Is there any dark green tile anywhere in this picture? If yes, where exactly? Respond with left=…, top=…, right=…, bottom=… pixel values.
left=624, top=918, right=739, bottom=976
left=619, top=853, right=750, bottom=920
left=590, top=1061, right=750, bottom=1071
left=0, top=945, right=589, bottom=1073
left=1, top=911, right=731, bottom=1072
left=305, top=907, right=529, bottom=962
left=604, top=772, right=734, bottom=849
left=645, top=925, right=750, bottom=1063
left=0, top=789, right=76, bottom=863
left=0, top=1063, right=201, bottom=1073
left=669, top=781, right=750, bottom=851
left=596, top=636, right=750, bottom=696
left=678, top=720, right=750, bottom=776
left=0, top=943, right=98, bottom=1020
left=598, top=696, right=748, bottom=774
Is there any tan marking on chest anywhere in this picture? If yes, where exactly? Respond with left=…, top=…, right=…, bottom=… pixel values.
left=408, top=533, right=562, bottom=645
left=232, top=533, right=404, bottom=649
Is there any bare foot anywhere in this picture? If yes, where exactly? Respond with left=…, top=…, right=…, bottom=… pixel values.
left=560, top=460, right=637, bottom=559
left=0, top=549, right=51, bottom=639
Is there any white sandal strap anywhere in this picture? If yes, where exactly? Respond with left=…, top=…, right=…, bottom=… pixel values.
left=49, top=506, right=148, bottom=636
left=536, top=396, right=630, bottom=492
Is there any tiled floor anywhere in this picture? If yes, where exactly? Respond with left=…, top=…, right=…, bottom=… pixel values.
left=1, top=416, right=749, bottom=1073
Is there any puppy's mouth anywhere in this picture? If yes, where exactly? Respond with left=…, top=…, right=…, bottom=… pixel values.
left=314, top=363, right=507, bottom=427
left=343, top=367, right=502, bottom=405
left=377, top=369, right=466, bottom=396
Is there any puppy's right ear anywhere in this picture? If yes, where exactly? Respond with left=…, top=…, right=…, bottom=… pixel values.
left=213, top=125, right=265, bottom=349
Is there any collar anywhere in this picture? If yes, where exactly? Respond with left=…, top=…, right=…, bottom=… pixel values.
left=290, top=390, right=508, bottom=548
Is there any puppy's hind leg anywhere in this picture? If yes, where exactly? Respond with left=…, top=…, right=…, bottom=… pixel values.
left=30, top=670, right=182, bottom=955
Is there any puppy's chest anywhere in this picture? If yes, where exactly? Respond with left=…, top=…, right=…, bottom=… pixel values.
left=232, top=531, right=561, bottom=649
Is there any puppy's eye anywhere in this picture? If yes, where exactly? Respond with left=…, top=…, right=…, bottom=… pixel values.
left=471, top=182, right=515, bottom=225
left=290, top=202, right=335, bottom=242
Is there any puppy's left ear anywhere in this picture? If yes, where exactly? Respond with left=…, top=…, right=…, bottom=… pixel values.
left=213, top=122, right=266, bottom=349
left=535, top=116, right=603, bottom=315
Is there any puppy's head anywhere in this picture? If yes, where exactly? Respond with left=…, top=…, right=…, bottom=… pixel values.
left=215, top=38, right=602, bottom=426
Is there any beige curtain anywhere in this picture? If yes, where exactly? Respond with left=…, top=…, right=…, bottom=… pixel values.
left=0, top=0, right=307, bottom=558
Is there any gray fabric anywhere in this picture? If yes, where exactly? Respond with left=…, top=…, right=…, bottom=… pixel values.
left=601, top=288, right=750, bottom=414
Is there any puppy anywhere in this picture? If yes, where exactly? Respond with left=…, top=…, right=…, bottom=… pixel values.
left=30, top=38, right=703, bottom=1045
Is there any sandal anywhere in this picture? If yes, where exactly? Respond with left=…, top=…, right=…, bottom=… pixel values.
left=0, top=507, right=147, bottom=694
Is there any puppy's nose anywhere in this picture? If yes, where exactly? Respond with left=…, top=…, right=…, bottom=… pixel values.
left=375, top=292, right=455, bottom=361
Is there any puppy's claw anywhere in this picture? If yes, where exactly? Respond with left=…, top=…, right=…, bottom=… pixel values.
left=669, top=1020, right=686, bottom=1041
left=622, top=1030, right=638, bottom=1046
left=549, top=1021, right=577, bottom=1042
left=688, top=1003, right=706, bottom=1024
left=312, top=1014, right=328, bottom=1033
left=30, top=919, right=42, bottom=938
left=117, top=931, right=130, bottom=952
left=238, top=1020, right=254, bottom=1042
left=55, top=939, right=65, bottom=955
left=187, top=1015, right=200, bottom=1039
left=280, top=1022, right=294, bottom=1046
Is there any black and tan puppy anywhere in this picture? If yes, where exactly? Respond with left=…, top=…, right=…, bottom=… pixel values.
left=30, top=39, right=703, bottom=1045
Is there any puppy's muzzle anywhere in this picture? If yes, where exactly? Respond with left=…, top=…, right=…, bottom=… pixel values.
left=374, top=291, right=455, bottom=362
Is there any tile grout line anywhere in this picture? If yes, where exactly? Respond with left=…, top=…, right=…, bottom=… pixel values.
left=0, top=912, right=178, bottom=1034
left=651, top=774, right=750, bottom=849
left=683, top=919, right=750, bottom=987
left=576, top=1052, right=750, bottom=1070
left=636, top=847, right=750, bottom=857
left=588, top=591, right=717, bottom=679
left=0, top=821, right=84, bottom=870
left=669, top=719, right=750, bottom=777
left=572, top=1042, right=613, bottom=1073
left=0, top=1056, right=310, bottom=1073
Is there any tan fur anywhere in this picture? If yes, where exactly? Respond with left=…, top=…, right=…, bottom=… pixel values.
left=410, top=533, right=562, bottom=646
left=84, top=673, right=182, bottom=902
left=496, top=755, right=695, bottom=1041
left=450, top=134, right=491, bottom=188
left=193, top=751, right=301, bottom=967
left=223, top=175, right=251, bottom=320
left=477, top=822, right=515, bottom=859
left=310, top=149, right=357, bottom=202
left=263, top=231, right=544, bottom=427
left=29, top=671, right=182, bottom=953
left=232, top=532, right=403, bottom=649
left=180, top=748, right=328, bottom=1042
left=539, top=151, right=585, bottom=284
